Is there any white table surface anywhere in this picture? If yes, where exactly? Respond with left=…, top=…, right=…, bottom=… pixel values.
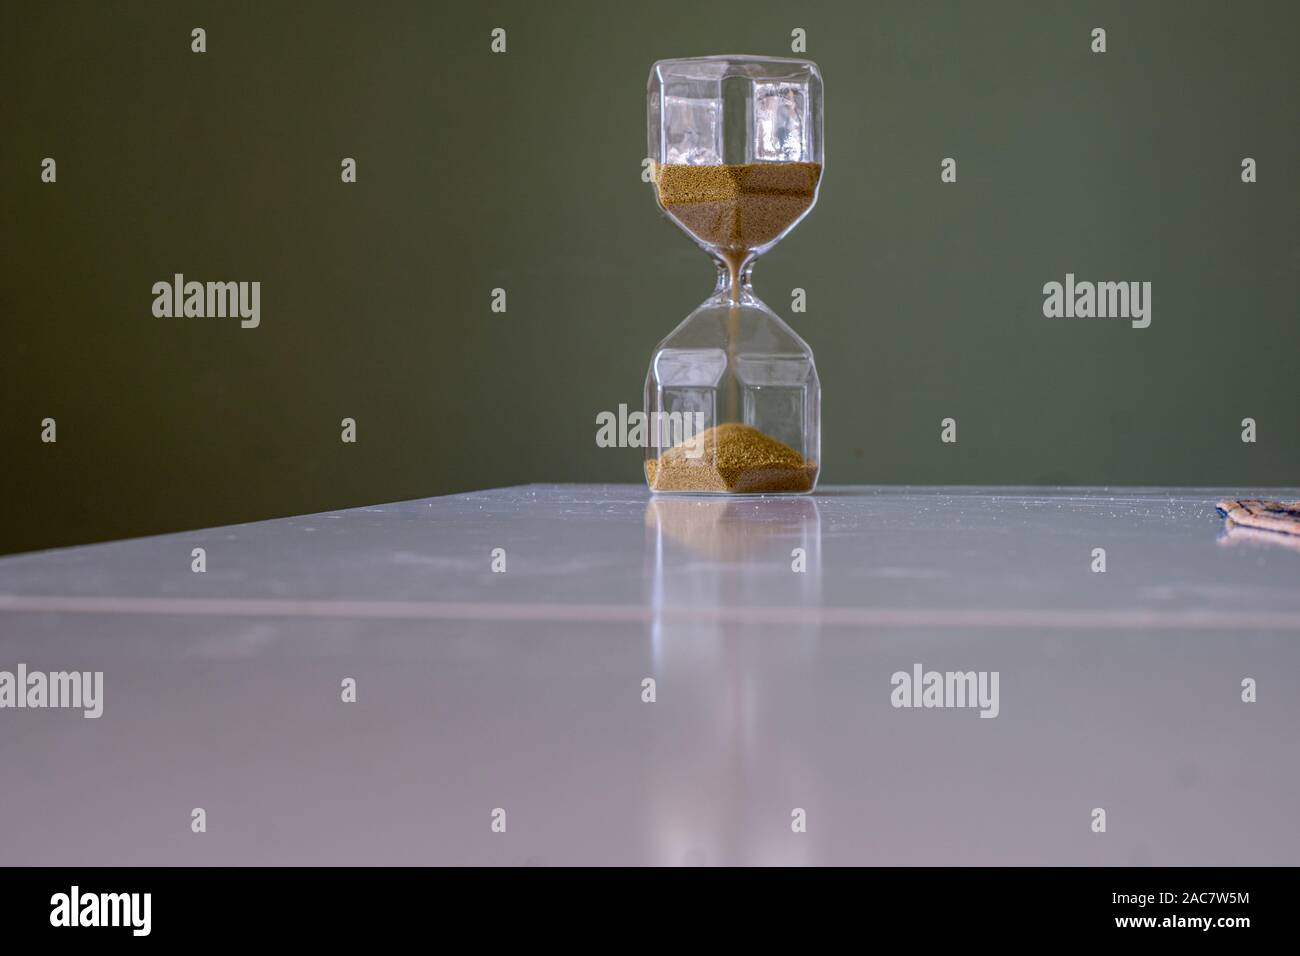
left=1, top=484, right=1298, bottom=865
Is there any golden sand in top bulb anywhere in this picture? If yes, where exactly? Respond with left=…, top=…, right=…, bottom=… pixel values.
left=654, top=161, right=821, bottom=256
left=645, top=422, right=817, bottom=494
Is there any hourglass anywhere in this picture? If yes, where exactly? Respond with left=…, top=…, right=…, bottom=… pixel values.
left=645, top=55, right=823, bottom=495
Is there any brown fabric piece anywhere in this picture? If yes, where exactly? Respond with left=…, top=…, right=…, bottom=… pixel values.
left=1216, top=498, right=1300, bottom=537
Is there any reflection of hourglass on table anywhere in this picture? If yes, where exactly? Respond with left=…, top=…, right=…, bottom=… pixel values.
left=644, top=56, right=824, bottom=495
left=642, top=496, right=822, bottom=864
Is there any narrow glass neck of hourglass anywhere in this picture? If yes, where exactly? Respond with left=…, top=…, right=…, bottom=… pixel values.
left=713, top=255, right=755, bottom=302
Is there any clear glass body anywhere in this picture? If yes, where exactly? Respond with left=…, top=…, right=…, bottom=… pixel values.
left=645, top=56, right=823, bottom=495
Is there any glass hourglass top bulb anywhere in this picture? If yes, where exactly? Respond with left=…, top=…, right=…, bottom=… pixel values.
left=648, top=56, right=824, bottom=271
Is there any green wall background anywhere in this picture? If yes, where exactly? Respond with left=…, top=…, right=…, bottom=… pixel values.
left=2, top=0, right=1297, bottom=554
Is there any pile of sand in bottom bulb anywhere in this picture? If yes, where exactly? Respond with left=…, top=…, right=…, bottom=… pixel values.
left=645, top=422, right=817, bottom=494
